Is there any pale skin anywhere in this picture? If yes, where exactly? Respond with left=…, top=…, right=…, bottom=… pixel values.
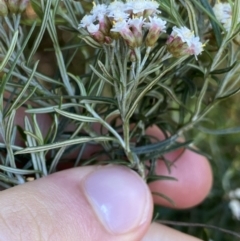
left=0, top=108, right=213, bottom=241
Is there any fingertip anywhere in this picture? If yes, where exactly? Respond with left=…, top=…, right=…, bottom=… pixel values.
left=82, top=165, right=153, bottom=235
left=146, top=125, right=212, bottom=209
left=149, top=149, right=212, bottom=208
left=141, top=222, right=203, bottom=241
left=0, top=165, right=153, bottom=241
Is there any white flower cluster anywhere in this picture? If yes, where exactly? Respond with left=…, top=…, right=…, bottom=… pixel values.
left=79, top=0, right=165, bottom=48
left=228, top=188, right=240, bottom=220
left=167, top=26, right=203, bottom=59
left=213, top=1, right=240, bottom=32
left=79, top=0, right=203, bottom=58
left=79, top=0, right=160, bottom=28
left=213, top=2, right=232, bottom=32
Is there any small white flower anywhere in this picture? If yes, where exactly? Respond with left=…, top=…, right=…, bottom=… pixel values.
left=111, top=20, right=129, bottom=33
left=125, top=0, right=160, bottom=15
left=125, top=0, right=146, bottom=14
left=171, top=26, right=194, bottom=45
left=144, top=16, right=167, bottom=32
left=188, top=36, right=204, bottom=57
left=213, top=2, right=232, bottom=31
left=144, top=0, right=160, bottom=13
left=111, top=20, right=136, bottom=47
left=229, top=199, right=240, bottom=220
left=87, top=23, right=100, bottom=34
left=79, top=14, right=95, bottom=28
left=91, top=3, right=108, bottom=17
left=213, top=3, right=232, bottom=23
left=108, top=9, right=129, bottom=21
left=128, top=16, right=145, bottom=29
left=128, top=17, right=145, bottom=46
left=167, top=26, right=203, bottom=59
left=144, top=16, right=166, bottom=46
left=108, top=1, right=126, bottom=13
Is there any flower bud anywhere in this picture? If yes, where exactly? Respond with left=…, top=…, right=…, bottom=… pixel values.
left=110, top=31, right=120, bottom=40
left=111, top=20, right=137, bottom=48
left=18, top=0, right=29, bottom=13
left=7, top=0, right=20, bottom=13
left=128, top=17, right=145, bottom=47
left=144, top=16, right=166, bottom=47
left=166, top=36, right=191, bottom=57
left=104, top=36, right=113, bottom=44
left=143, top=1, right=160, bottom=18
left=98, top=15, right=111, bottom=35
left=87, top=23, right=105, bottom=44
left=0, top=0, right=8, bottom=16
left=129, top=50, right=137, bottom=62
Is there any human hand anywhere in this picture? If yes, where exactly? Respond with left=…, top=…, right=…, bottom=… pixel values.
left=0, top=110, right=212, bottom=241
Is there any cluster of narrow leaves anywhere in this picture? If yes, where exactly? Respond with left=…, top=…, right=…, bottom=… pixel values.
left=0, top=0, right=239, bottom=184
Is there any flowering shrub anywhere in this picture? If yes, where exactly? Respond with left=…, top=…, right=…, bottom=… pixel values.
left=1, top=0, right=240, bottom=239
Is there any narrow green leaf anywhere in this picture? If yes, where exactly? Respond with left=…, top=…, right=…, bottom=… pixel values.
left=147, top=175, right=177, bottom=182
left=24, top=117, right=42, bottom=178
left=1, top=22, right=37, bottom=101
left=5, top=109, right=17, bottom=168
left=47, top=11, right=74, bottom=96
left=54, top=108, right=99, bottom=123
left=198, top=126, right=240, bottom=135
left=21, top=64, right=63, bottom=86
left=80, top=35, right=102, bottom=49
left=4, top=61, right=39, bottom=118
left=30, top=0, right=44, bottom=18
left=27, top=0, right=52, bottom=64
left=63, top=0, right=79, bottom=26
left=24, top=131, right=43, bottom=144
left=0, top=31, right=18, bottom=71
left=105, top=110, right=120, bottom=121
left=192, top=76, right=209, bottom=121
left=90, top=64, right=114, bottom=86
left=33, top=114, right=44, bottom=145
left=25, top=103, right=85, bottom=114
left=98, top=60, right=117, bottom=82
left=152, top=192, right=176, bottom=206
left=230, top=0, right=240, bottom=34
left=217, top=86, right=240, bottom=100
left=183, top=0, right=199, bottom=35
left=210, top=61, right=237, bottom=75
left=132, top=135, right=178, bottom=154
left=157, top=82, right=192, bottom=113
left=140, top=140, right=193, bottom=160
left=15, top=136, right=117, bottom=154
left=0, top=165, right=41, bottom=175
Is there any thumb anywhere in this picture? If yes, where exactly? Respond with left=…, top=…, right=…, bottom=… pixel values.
left=0, top=165, right=153, bottom=241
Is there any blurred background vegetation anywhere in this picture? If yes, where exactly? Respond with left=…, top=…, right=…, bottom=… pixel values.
left=155, top=95, right=240, bottom=241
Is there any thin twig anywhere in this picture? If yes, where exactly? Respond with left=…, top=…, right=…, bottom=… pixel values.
left=158, top=220, right=240, bottom=238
